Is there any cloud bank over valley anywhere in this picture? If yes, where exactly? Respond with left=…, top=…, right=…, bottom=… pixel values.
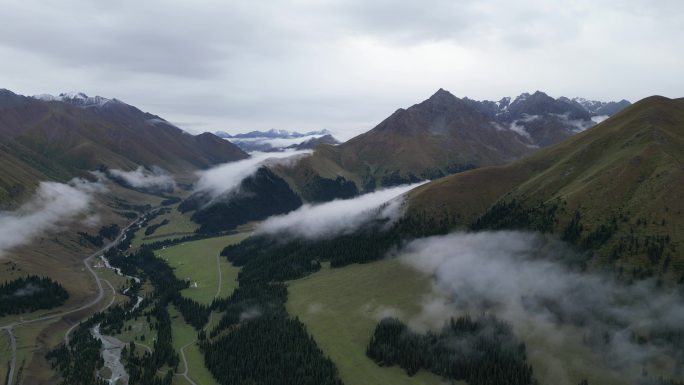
left=256, top=182, right=427, bottom=239
left=107, top=166, right=177, bottom=191
left=398, top=231, right=684, bottom=383
left=194, top=150, right=311, bottom=199
left=0, top=179, right=102, bottom=257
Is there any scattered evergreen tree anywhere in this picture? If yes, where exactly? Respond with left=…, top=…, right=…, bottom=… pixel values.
left=0, top=275, right=68, bottom=316
left=366, top=315, right=537, bottom=385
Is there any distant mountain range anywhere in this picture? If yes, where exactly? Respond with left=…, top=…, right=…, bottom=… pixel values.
left=215, top=129, right=339, bottom=152
left=275, top=89, right=631, bottom=196
left=0, top=89, right=247, bottom=205
left=215, top=128, right=332, bottom=139
left=462, top=91, right=631, bottom=146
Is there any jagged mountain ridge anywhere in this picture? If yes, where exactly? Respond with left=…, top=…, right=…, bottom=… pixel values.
left=215, top=129, right=339, bottom=152
left=463, top=90, right=631, bottom=146
left=215, top=128, right=332, bottom=139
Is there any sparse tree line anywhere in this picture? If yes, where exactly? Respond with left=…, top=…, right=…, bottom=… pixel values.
left=470, top=198, right=678, bottom=280
left=141, top=230, right=235, bottom=250
left=77, top=223, right=121, bottom=247
left=219, top=223, right=407, bottom=280
left=112, top=197, right=153, bottom=214
left=144, top=219, right=170, bottom=236
left=366, top=314, right=538, bottom=385
left=372, top=162, right=475, bottom=189
left=0, top=275, right=68, bottom=316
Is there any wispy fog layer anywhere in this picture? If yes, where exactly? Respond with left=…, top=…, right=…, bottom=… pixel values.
left=400, top=231, right=684, bottom=382
left=194, top=150, right=311, bottom=198
left=591, top=115, right=610, bottom=124
left=256, top=182, right=426, bottom=239
left=231, top=134, right=329, bottom=151
left=108, top=166, right=176, bottom=191
left=0, top=179, right=102, bottom=257
left=552, top=113, right=594, bottom=132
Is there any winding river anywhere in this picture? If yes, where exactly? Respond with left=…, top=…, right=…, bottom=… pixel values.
left=91, top=324, right=129, bottom=385
left=92, top=234, right=146, bottom=384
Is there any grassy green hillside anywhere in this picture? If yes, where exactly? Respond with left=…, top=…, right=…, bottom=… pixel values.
left=407, top=96, right=684, bottom=280
left=0, top=89, right=248, bottom=206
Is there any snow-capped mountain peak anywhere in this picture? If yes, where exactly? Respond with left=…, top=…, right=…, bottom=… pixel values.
left=32, top=92, right=114, bottom=107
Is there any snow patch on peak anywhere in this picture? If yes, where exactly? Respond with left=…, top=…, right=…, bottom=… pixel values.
left=514, top=93, right=531, bottom=102
left=496, top=96, right=511, bottom=110
left=59, top=92, right=112, bottom=107
left=32, top=92, right=113, bottom=107
left=33, top=94, right=60, bottom=102
left=571, top=97, right=605, bottom=114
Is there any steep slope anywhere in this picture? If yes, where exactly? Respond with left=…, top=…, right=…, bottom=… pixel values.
left=0, top=89, right=248, bottom=205
left=407, top=96, right=684, bottom=279
left=334, top=89, right=532, bottom=182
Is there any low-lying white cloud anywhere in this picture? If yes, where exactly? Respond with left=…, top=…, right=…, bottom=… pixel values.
left=552, top=113, right=594, bottom=132
left=194, top=150, right=311, bottom=198
left=0, top=179, right=102, bottom=257
left=591, top=115, right=610, bottom=124
left=231, top=134, right=328, bottom=150
left=107, top=166, right=176, bottom=191
left=399, top=231, right=684, bottom=383
left=256, top=182, right=426, bottom=239
left=508, top=121, right=532, bottom=139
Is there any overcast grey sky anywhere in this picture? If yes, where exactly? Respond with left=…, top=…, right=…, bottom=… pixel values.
left=1, top=0, right=682, bottom=138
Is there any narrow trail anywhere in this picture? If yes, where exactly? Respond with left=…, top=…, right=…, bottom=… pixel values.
left=0, top=212, right=153, bottom=385
left=177, top=341, right=200, bottom=385
left=65, top=279, right=117, bottom=345
left=215, top=251, right=223, bottom=299
left=171, top=251, right=224, bottom=385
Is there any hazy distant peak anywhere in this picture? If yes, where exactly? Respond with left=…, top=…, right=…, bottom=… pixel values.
left=216, top=128, right=332, bottom=140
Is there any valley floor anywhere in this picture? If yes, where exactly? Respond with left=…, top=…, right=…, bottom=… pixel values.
left=287, top=259, right=449, bottom=385
left=3, top=203, right=680, bottom=385
left=286, top=258, right=638, bottom=385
